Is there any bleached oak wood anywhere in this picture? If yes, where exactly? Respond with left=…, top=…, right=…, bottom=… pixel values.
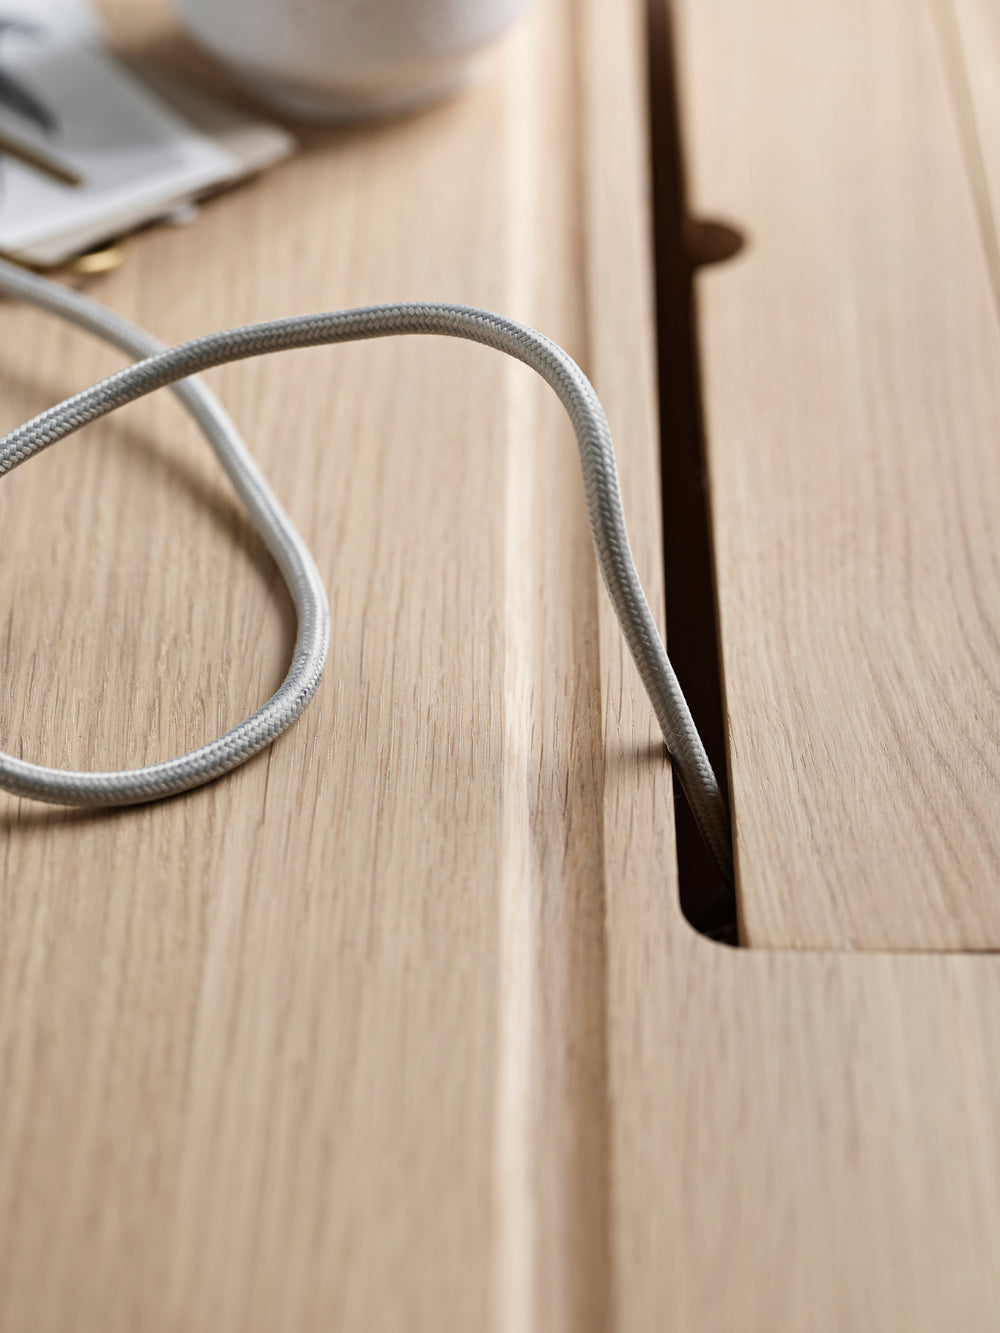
left=941, top=0, right=1000, bottom=312
left=602, top=3, right=1000, bottom=1330
left=675, top=0, right=1000, bottom=949
left=3, top=0, right=1000, bottom=1330
left=0, top=2, right=621, bottom=1328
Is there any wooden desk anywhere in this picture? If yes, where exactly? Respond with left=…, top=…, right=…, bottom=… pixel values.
left=0, top=0, right=998, bottom=1329
left=679, top=0, right=1000, bottom=951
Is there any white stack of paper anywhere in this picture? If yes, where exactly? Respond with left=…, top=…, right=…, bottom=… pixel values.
left=0, top=0, right=294, bottom=265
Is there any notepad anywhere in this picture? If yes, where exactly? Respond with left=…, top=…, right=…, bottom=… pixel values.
left=0, top=0, right=293, bottom=265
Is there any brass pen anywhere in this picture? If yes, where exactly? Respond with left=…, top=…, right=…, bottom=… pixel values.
left=0, top=127, right=82, bottom=187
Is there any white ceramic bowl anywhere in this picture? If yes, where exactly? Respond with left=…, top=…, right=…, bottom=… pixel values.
left=171, top=0, right=532, bottom=121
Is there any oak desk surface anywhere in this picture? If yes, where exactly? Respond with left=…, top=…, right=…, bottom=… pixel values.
left=681, top=0, right=1000, bottom=951
left=0, top=0, right=999, bottom=1330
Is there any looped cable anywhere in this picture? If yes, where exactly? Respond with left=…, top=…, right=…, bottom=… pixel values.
left=0, top=258, right=733, bottom=885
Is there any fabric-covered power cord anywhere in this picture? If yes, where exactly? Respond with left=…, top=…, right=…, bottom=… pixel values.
left=0, top=257, right=734, bottom=885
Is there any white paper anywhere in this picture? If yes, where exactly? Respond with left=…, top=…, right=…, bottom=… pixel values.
left=0, top=0, right=241, bottom=261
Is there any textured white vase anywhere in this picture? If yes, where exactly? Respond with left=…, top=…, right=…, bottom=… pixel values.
left=171, top=0, right=532, bottom=121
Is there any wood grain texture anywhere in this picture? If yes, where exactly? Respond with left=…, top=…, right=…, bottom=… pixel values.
left=0, top=0, right=633, bottom=1328
left=599, top=5, right=1000, bottom=1330
left=940, top=0, right=1000, bottom=311
left=4, top=0, right=1000, bottom=1330
left=674, top=0, right=1000, bottom=948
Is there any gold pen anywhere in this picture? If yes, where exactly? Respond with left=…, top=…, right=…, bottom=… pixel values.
left=0, top=127, right=82, bottom=187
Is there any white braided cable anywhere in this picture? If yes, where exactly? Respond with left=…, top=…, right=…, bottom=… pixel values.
left=0, top=258, right=733, bottom=884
